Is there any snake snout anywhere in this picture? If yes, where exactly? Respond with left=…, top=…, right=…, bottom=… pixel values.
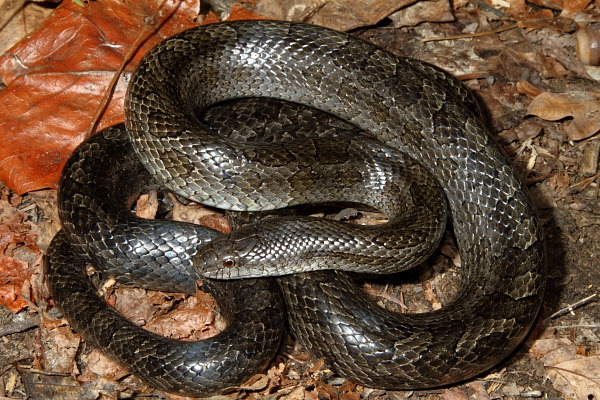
left=193, top=232, right=261, bottom=279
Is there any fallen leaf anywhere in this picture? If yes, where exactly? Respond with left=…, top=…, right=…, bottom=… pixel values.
left=41, top=325, right=81, bottom=374
left=203, top=2, right=268, bottom=24
left=442, top=387, right=469, bottom=400
left=530, top=331, right=600, bottom=399
left=18, top=366, right=118, bottom=400
left=135, top=191, right=159, bottom=219
left=526, top=0, right=564, bottom=11
left=496, top=0, right=555, bottom=19
left=526, top=91, right=600, bottom=140
left=255, top=0, right=416, bottom=31
left=0, top=0, right=200, bottom=194
left=82, top=350, right=130, bottom=382
left=561, top=0, right=594, bottom=17
left=518, top=52, right=570, bottom=79
left=169, top=193, right=231, bottom=232
left=143, top=294, right=218, bottom=341
left=0, top=192, right=39, bottom=312
left=467, top=382, right=492, bottom=399
left=389, top=0, right=454, bottom=28
left=516, top=80, right=543, bottom=98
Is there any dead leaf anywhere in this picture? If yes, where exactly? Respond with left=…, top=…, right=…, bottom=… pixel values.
left=442, top=387, right=469, bottom=400
left=0, top=2, right=54, bottom=56
left=0, top=0, right=200, bottom=194
left=530, top=330, right=600, bottom=399
left=561, top=0, right=594, bottom=17
left=143, top=295, right=218, bottom=341
left=169, top=193, right=231, bottom=233
left=389, top=0, right=454, bottom=28
left=526, top=0, right=564, bottom=11
left=203, top=2, right=269, bottom=24
left=135, top=191, right=159, bottom=219
left=516, top=80, right=543, bottom=98
left=527, top=91, right=600, bottom=140
left=79, top=350, right=132, bottom=390
left=256, top=0, right=416, bottom=31
left=518, top=51, right=570, bottom=79
left=499, top=120, right=544, bottom=144
left=18, top=366, right=119, bottom=400
left=0, top=192, right=39, bottom=312
left=497, top=0, right=555, bottom=19
left=41, top=324, right=81, bottom=374
left=238, top=373, right=270, bottom=391
left=467, top=382, right=492, bottom=399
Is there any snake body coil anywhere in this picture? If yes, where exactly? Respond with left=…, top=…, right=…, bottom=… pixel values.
left=47, top=20, right=546, bottom=396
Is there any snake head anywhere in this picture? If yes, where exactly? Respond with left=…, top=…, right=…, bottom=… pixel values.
left=193, top=229, right=273, bottom=279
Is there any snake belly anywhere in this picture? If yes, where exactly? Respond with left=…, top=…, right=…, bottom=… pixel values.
left=124, top=20, right=545, bottom=388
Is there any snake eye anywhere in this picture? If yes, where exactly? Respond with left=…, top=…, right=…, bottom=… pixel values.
left=223, top=258, right=236, bottom=268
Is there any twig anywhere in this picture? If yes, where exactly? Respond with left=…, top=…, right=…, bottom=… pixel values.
left=421, top=23, right=518, bottom=43
left=569, top=173, right=600, bottom=188
left=550, top=324, right=600, bottom=329
left=544, top=294, right=598, bottom=321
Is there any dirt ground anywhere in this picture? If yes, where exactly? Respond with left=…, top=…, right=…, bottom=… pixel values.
left=0, top=1, right=598, bottom=399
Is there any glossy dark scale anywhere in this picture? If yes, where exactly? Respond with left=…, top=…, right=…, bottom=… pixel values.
left=47, top=20, right=546, bottom=396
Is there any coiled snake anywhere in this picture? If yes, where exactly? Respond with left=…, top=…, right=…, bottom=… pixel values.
left=46, top=20, right=546, bottom=396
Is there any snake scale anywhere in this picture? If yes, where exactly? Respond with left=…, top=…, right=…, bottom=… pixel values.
left=46, top=20, right=546, bottom=396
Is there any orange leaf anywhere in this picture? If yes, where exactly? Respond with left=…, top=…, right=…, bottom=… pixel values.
left=0, top=256, right=29, bottom=312
left=526, top=91, right=600, bottom=141
left=0, top=0, right=200, bottom=194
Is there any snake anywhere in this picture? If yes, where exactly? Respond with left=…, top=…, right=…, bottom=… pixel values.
left=46, top=20, right=546, bottom=396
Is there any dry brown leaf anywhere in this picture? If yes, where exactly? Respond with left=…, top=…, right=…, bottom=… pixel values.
left=530, top=332, right=600, bottom=399
left=494, top=0, right=554, bottom=19
left=202, top=2, right=269, bottom=24
left=468, top=382, right=492, bottom=399
left=0, top=192, right=39, bottom=312
left=0, top=2, right=54, bottom=55
left=527, top=0, right=564, bottom=10
left=82, top=350, right=130, bottom=383
left=238, top=373, right=270, bottom=391
left=18, top=367, right=120, bottom=399
left=441, top=387, right=469, bottom=400
left=516, top=80, right=543, bottom=98
left=526, top=91, right=600, bottom=140
left=518, top=52, right=570, bottom=79
left=279, top=386, right=308, bottom=399
left=169, top=193, right=231, bottom=232
left=255, top=0, right=415, bottom=31
left=41, top=324, right=81, bottom=374
left=143, top=295, right=218, bottom=340
left=109, top=288, right=219, bottom=341
left=389, top=0, right=454, bottom=28
left=561, top=0, right=594, bottom=17
left=135, top=191, right=159, bottom=219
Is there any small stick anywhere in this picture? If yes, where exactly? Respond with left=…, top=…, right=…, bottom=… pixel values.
left=421, top=23, right=518, bottom=43
left=551, top=324, right=600, bottom=329
left=569, top=173, right=600, bottom=188
left=544, top=294, right=598, bottom=321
